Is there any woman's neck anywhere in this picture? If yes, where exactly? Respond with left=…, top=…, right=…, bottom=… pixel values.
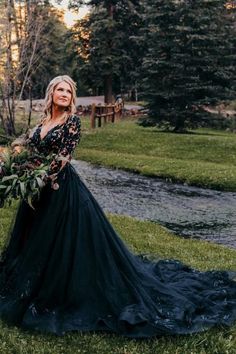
left=51, top=105, right=67, bottom=121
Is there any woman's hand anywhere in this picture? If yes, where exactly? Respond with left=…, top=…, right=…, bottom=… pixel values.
left=43, top=173, right=59, bottom=190
left=13, top=145, right=24, bottom=155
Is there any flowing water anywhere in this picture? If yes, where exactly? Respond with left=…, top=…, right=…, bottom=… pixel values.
left=72, top=160, right=236, bottom=249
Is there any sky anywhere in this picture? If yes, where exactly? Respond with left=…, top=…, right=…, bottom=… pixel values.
left=51, top=0, right=89, bottom=27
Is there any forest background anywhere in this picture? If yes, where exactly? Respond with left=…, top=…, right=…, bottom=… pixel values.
left=0, top=0, right=236, bottom=137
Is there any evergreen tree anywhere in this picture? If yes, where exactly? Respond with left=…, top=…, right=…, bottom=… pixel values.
left=69, top=0, right=143, bottom=102
left=69, top=14, right=104, bottom=96
left=114, top=1, right=145, bottom=99
left=141, top=0, right=236, bottom=132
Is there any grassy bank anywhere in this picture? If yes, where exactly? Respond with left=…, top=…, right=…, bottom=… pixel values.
left=0, top=204, right=235, bottom=354
left=76, top=118, right=236, bottom=191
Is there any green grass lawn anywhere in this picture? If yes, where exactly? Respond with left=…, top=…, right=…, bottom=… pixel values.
left=76, top=118, right=236, bottom=191
left=0, top=204, right=235, bottom=354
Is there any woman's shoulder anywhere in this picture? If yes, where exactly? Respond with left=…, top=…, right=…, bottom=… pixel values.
left=67, top=114, right=81, bottom=127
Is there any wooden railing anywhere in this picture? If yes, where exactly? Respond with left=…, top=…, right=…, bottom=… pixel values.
left=90, top=103, right=123, bottom=129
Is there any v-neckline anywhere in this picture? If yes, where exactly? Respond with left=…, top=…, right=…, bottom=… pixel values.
left=38, top=122, right=65, bottom=142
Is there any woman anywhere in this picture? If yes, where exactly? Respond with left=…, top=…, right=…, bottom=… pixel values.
left=0, top=75, right=235, bottom=337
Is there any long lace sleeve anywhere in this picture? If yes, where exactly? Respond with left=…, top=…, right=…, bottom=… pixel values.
left=47, top=115, right=81, bottom=188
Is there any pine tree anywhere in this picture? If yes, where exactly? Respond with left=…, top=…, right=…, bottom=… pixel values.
left=69, top=0, right=143, bottom=103
left=141, top=0, right=236, bottom=132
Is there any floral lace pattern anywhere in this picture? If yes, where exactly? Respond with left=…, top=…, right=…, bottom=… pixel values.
left=27, top=114, right=81, bottom=178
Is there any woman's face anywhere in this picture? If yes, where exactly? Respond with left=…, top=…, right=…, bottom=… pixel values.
left=52, top=81, right=72, bottom=108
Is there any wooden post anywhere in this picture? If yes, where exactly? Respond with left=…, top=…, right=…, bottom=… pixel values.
left=104, top=105, right=107, bottom=124
left=111, top=105, right=115, bottom=123
left=98, top=116, right=101, bottom=127
left=117, top=104, right=121, bottom=120
left=114, top=103, right=120, bottom=121
left=91, top=103, right=96, bottom=129
left=119, top=103, right=123, bottom=120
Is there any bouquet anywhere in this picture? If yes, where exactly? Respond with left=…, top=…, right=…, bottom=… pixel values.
left=0, top=146, right=54, bottom=209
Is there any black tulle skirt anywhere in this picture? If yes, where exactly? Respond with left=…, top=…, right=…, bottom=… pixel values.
left=0, top=164, right=235, bottom=337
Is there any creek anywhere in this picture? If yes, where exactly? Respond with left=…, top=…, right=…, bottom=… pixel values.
left=72, top=160, right=236, bottom=249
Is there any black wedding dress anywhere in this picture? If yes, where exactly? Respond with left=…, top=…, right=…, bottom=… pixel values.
left=0, top=114, right=235, bottom=337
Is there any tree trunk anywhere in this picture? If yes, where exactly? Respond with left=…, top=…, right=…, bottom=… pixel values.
left=104, top=3, right=114, bottom=104
left=104, top=75, right=113, bottom=103
left=107, top=3, right=114, bottom=17
left=173, top=116, right=186, bottom=133
left=27, top=85, right=32, bottom=131
left=5, top=0, right=16, bottom=136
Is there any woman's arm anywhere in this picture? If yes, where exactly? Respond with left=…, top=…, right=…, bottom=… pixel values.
left=11, top=132, right=30, bottom=153
left=47, top=115, right=81, bottom=189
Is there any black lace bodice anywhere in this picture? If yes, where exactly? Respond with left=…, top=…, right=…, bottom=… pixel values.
left=27, top=114, right=81, bottom=178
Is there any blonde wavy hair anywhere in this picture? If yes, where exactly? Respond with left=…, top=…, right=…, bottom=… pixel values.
left=42, top=75, right=77, bottom=124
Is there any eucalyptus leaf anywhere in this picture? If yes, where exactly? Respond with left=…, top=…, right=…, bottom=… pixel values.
left=5, top=185, right=12, bottom=195
left=19, top=181, right=26, bottom=197
left=27, top=196, right=35, bottom=210
left=12, top=178, right=18, bottom=188
left=36, top=177, right=45, bottom=188
left=2, top=174, right=18, bottom=182
left=0, top=146, right=55, bottom=208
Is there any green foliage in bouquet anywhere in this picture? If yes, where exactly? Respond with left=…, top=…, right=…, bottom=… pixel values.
left=0, top=147, right=54, bottom=209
